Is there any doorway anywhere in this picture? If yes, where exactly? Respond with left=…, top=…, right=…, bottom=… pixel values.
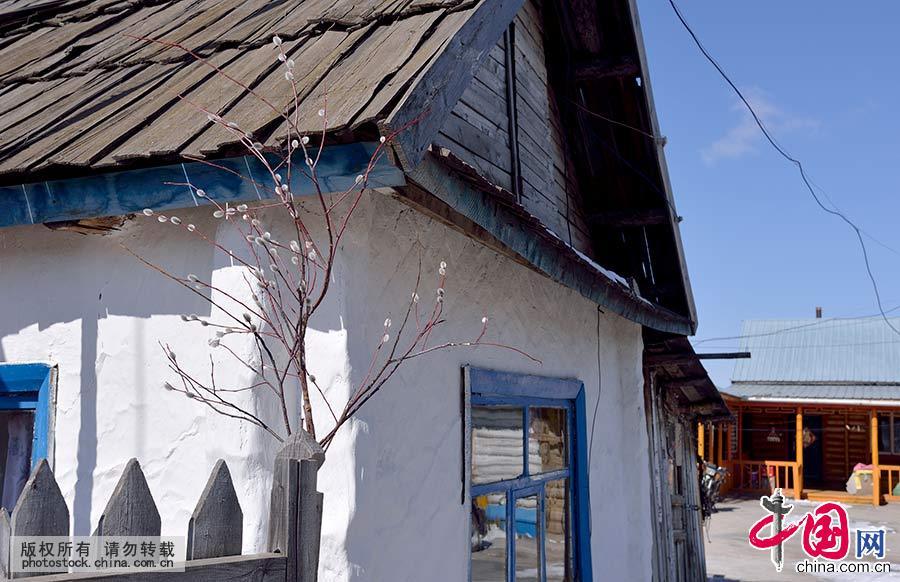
left=803, top=415, right=824, bottom=487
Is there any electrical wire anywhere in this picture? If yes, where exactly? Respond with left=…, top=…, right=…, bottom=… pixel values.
left=692, top=306, right=900, bottom=346
left=667, top=0, right=900, bottom=338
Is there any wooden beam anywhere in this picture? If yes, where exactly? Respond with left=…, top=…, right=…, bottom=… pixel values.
left=574, top=56, right=639, bottom=83
left=697, top=423, right=705, bottom=460
left=645, top=351, right=750, bottom=368
left=871, top=411, right=881, bottom=506
left=589, top=207, right=669, bottom=227
left=795, top=408, right=803, bottom=500
left=0, top=143, right=404, bottom=228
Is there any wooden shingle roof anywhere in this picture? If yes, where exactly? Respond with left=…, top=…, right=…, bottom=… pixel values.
left=0, top=0, right=487, bottom=184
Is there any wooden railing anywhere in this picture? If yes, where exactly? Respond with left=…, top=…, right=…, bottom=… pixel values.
left=878, top=464, right=900, bottom=502
left=728, top=460, right=801, bottom=499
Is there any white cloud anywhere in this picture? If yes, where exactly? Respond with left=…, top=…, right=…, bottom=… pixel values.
left=701, top=88, right=818, bottom=165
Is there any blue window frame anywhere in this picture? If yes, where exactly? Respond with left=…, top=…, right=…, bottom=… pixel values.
left=0, top=363, right=55, bottom=468
left=465, top=367, right=592, bottom=582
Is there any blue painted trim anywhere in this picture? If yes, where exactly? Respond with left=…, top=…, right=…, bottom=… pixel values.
left=471, top=469, right=570, bottom=497
left=573, top=386, right=593, bottom=581
left=0, top=363, right=54, bottom=468
left=466, top=366, right=592, bottom=581
left=0, top=142, right=406, bottom=228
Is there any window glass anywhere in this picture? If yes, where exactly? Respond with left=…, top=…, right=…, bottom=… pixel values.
left=471, top=493, right=507, bottom=581
left=544, top=479, right=573, bottom=581
left=879, top=415, right=893, bottom=453
left=514, top=495, right=539, bottom=581
left=893, top=416, right=900, bottom=454
left=529, top=408, right=567, bottom=475
left=473, top=406, right=524, bottom=484
left=0, top=410, right=34, bottom=509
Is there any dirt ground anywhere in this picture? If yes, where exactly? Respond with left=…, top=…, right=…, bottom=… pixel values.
left=705, top=496, right=900, bottom=582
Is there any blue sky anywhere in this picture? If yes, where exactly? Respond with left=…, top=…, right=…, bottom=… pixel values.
left=635, top=0, right=900, bottom=386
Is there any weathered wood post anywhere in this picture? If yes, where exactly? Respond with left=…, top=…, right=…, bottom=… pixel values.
left=10, top=460, right=69, bottom=578
left=267, top=431, right=324, bottom=582
left=94, top=458, right=161, bottom=537
left=187, top=460, right=243, bottom=560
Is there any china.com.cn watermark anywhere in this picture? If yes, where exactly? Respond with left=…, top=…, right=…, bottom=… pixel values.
left=747, top=488, right=891, bottom=575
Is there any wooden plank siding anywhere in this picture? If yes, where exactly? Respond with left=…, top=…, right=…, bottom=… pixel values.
left=434, top=0, right=593, bottom=254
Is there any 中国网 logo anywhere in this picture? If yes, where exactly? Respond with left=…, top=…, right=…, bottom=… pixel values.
left=747, top=488, right=888, bottom=573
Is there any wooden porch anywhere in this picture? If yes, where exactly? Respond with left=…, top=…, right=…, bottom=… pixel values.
left=699, top=401, right=900, bottom=506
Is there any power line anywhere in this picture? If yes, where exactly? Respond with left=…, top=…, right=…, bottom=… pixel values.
left=692, top=306, right=900, bottom=346
left=666, top=0, right=900, bottom=338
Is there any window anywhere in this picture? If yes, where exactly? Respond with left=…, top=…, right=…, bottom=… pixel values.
left=878, top=413, right=900, bottom=455
left=465, top=367, right=591, bottom=582
left=0, top=363, right=55, bottom=508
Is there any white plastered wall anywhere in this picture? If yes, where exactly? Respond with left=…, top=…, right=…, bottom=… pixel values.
left=0, top=190, right=653, bottom=581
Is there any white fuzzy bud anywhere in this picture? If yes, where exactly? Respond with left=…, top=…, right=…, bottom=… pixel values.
left=290, top=240, right=301, bottom=252
left=286, top=59, right=295, bottom=69
left=379, top=136, right=386, bottom=143
left=188, top=273, right=199, bottom=282
left=169, top=216, right=181, bottom=225
left=278, top=53, right=287, bottom=62
left=187, top=224, right=196, bottom=232
left=196, top=189, right=206, bottom=198
left=301, top=136, right=310, bottom=145
left=291, top=256, right=299, bottom=265
left=284, top=70, right=294, bottom=81
left=382, top=333, right=390, bottom=343
left=142, top=208, right=153, bottom=216
left=213, top=209, right=225, bottom=218
left=481, top=316, right=488, bottom=324
left=306, top=157, right=313, bottom=167
left=273, top=35, right=282, bottom=46
left=226, top=121, right=239, bottom=129
left=236, top=204, right=248, bottom=212
left=308, top=250, right=317, bottom=261
left=157, top=215, right=167, bottom=223
left=355, top=175, right=364, bottom=184
left=270, top=263, right=279, bottom=272
left=412, top=292, right=419, bottom=303
left=384, top=318, right=392, bottom=328
left=291, top=139, right=299, bottom=149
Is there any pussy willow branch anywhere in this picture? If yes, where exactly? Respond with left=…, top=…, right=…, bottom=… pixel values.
left=130, top=33, right=538, bottom=449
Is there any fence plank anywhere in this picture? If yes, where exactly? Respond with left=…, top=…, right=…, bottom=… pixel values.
left=300, top=492, right=323, bottom=582
left=0, top=507, right=9, bottom=579
left=266, top=431, right=323, bottom=556
left=33, top=553, right=287, bottom=582
left=10, top=460, right=69, bottom=578
left=96, top=459, right=161, bottom=537
left=187, top=460, right=242, bottom=560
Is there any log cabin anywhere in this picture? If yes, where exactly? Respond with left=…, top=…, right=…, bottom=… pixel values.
left=701, top=317, right=900, bottom=507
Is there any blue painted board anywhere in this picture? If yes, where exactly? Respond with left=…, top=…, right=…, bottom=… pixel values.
left=0, top=363, right=53, bottom=467
left=0, top=142, right=405, bottom=228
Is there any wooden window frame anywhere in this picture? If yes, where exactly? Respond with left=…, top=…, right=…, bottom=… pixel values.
left=0, top=363, right=56, bottom=468
left=879, top=412, right=900, bottom=455
left=464, top=366, right=592, bottom=582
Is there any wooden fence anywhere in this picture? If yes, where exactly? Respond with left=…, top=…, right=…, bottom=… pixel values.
left=726, top=460, right=800, bottom=500
left=0, top=432, right=324, bottom=581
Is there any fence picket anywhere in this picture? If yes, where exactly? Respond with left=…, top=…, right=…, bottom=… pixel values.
left=0, top=507, right=9, bottom=579
left=10, top=460, right=69, bottom=578
left=186, top=460, right=242, bottom=560
left=96, top=458, right=160, bottom=537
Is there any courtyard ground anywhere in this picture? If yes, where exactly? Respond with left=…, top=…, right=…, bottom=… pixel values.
left=705, top=496, right=899, bottom=582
